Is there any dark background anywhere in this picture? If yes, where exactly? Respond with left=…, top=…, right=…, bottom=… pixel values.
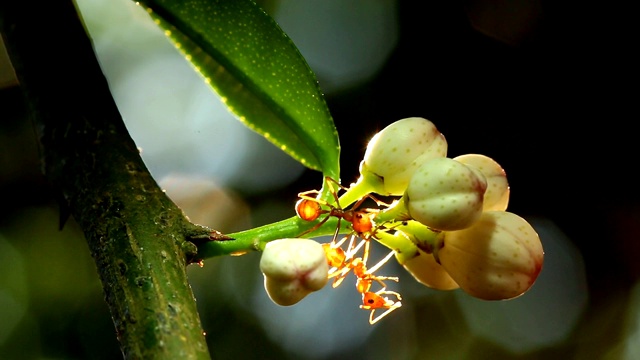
left=321, top=0, right=638, bottom=305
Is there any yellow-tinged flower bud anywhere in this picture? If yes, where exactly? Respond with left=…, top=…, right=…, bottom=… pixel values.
left=360, top=117, right=447, bottom=196
left=406, top=157, right=487, bottom=231
left=436, top=211, right=544, bottom=300
left=375, top=222, right=458, bottom=290
left=402, top=249, right=459, bottom=290
left=454, top=154, right=510, bottom=211
left=260, top=239, right=329, bottom=306
left=381, top=220, right=459, bottom=290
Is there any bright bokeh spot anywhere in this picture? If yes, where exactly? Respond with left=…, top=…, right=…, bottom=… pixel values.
left=272, top=0, right=399, bottom=93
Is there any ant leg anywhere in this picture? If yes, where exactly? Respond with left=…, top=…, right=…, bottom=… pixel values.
left=364, top=193, right=392, bottom=208
left=377, top=288, right=402, bottom=301
left=357, top=264, right=400, bottom=290
left=331, top=231, right=350, bottom=248
left=331, top=269, right=350, bottom=288
left=298, top=187, right=321, bottom=197
left=369, top=301, right=402, bottom=325
left=331, top=234, right=377, bottom=288
left=324, top=176, right=348, bottom=193
left=296, top=214, right=331, bottom=238
left=297, top=187, right=340, bottom=216
left=345, top=235, right=367, bottom=258
left=359, top=237, right=372, bottom=266
left=347, top=190, right=390, bottom=213
left=323, top=176, right=344, bottom=205
left=360, top=289, right=402, bottom=324
left=331, top=235, right=361, bottom=288
left=367, top=249, right=396, bottom=274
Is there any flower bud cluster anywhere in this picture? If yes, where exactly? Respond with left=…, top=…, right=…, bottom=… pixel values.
left=258, top=117, right=544, bottom=317
left=361, top=117, right=543, bottom=300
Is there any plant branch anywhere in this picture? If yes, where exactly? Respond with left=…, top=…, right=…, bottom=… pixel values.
left=1, top=1, right=213, bottom=358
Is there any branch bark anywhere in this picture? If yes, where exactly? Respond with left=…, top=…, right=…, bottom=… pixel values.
left=1, top=1, right=214, bottom=358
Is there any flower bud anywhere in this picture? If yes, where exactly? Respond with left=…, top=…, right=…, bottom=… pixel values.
left=454, top=154, right=509, bottom=211
left=260, top=238, right=329, bottom=306
left=375, top=221, right=458, bottom=290
left=436, top=211, right=544, bottom=300
left=360, top=117, right=447, bottom=196
left=405, top=157, right=487, bottom=231
left=401, top=249, right=459, bottom=290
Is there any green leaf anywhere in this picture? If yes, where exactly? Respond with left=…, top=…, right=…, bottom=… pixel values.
left=134, top=0, right=340, bottom=179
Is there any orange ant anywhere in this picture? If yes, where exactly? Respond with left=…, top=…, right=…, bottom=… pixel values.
left=295, top=177, right=383, bottom=239
left=352, top=248, right=402, bottom=324
left=323, top=235, right=402, bottom=324
left=296, top=177, right=379, bottom=283
left=296, top=177, right=401, bottom=324
left=325, top=233, right=403, bottom=324
left=322, top=228, right=398, bottom=288
left=296, top=176, right=387, bottom=279
left=360, top=286, right=403, bottom=325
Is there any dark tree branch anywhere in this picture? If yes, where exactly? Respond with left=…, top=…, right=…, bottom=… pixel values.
left=1, top=1, right=215, bottom=358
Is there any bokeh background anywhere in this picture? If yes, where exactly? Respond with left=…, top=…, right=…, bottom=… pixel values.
left=1, top=0, right=635, bottom=359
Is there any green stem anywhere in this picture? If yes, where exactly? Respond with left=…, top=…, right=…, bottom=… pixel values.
left=393, top=221, right=442, bottom=253
left=197, top=168, right=399, bottom=260
left=372, top=220, right=441, bottom=264
left=338, top=174, right=375, bottom=209
left=374, top=196, right=411, bottom=223
left=196, top=171, right=379, bottom=260
left=374, top=229, right=419, bottom=264
left=197, top=215, right=343, bottom=258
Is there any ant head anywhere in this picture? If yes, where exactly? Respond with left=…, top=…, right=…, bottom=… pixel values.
left=351, top=212, right=373, bottom=234
left=296, top=198, right=322, bottom=221
left=322, top=243, right=346, bottom=268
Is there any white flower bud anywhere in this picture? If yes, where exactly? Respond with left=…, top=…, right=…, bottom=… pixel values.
left=360, top=117, right=447, bottom=196
left=260, top=239, right=329, bottom=306
left=436, top=211, right=544, bottom=300
left=405, top=157, right=487, bottom=231
left=454, top=154, right=509, bottom=211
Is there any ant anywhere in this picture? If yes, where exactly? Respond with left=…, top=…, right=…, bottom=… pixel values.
left=325, top=232, right=403, bottom=325
left=324, top=235, right=402, bottom=324
left=352, top=247, right=402, bottom=324
left=360, top=286, right=403, bottom=325
left=296, top=176, right=389, bottom=278
left=295, top=177, right=384, bottom=240
left=296, top=177, right=401, bottom=324
left=324, top=233, right=397, bottom=288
